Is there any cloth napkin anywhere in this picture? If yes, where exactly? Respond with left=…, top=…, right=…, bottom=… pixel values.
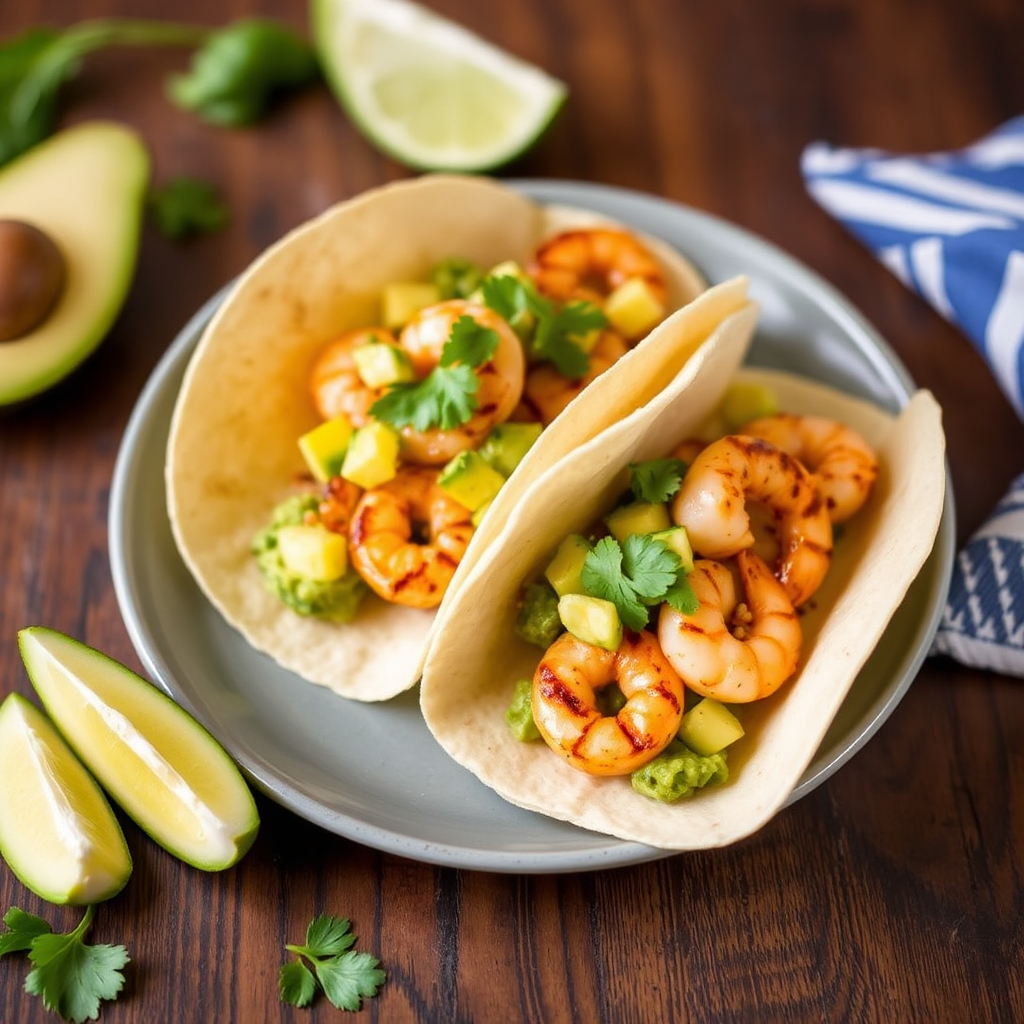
left=801, top=117, right=1024, bottom=677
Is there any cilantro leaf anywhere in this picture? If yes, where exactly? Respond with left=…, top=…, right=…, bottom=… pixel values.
left=370, top=364, right=479, bottom=431
left=5, top=905, right=131, bottom=1024
left=581, top=537, right=651, bottom=631
left=630, top=458, right=688, bottom=504
left=279, top=960, right=317, bottom=1007
left=281, top=914, right=385, bottom=1013
left=664, top=572, right=700, bottom=615
left=621, top=534, right=680, bottom=603
left=440, top=315, right=499, bottom=368
left=0, top=907, right=52, bottom=955
left=315, top=951, right=387, bottom=1012
left=479, top=273, right=605, bottom=379
left=148, top=176, right=230, bottom=240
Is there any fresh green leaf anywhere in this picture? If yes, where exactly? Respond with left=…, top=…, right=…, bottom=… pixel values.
left=0, top=907, right=52, bottom=956
left=301, top=913, right=356, bottom=958
left=432, top=257, right=482, bottom=300
left=280, top=914, right=385, bottom=1013
left=0, top=19, right=209, bottom=170
left=664, top=571, right=700, bottom=616
left=3, top=905, right=130, bottom=1024
left=167, top=18, right=320, bottom=127
left=370, top=364, right=479, bottom=431
left=315, top=950, right=387, bottom=1012
left=148, top=176, right=230, bottom=240
left=278, top=960, right=317, bottom=1008
left=439, top=315, right=499, bottom=369
left=479, top=273, right=605, bottom=379
left=581, top=537, right=651, bottom=631
left=629, top=458, right=688, bottom=504
left=581, top=534, right=694, bottom=630
left=621, top=533, right=680, bottom=603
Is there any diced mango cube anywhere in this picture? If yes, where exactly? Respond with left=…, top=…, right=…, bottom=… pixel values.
left=604, top=277, right=666, bottom=339
left=277, top=524, right=348, bottom=581
left=298, top=415, right=354, bottom=483
left=438, top=450, right=506, bottom=511
left=340, top=421, right=400, bottom=489
left=381, top=282, right=441, bottom=329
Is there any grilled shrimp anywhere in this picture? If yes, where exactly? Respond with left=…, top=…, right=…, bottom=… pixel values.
left=531, top=629, right=686, bottom=776
left=395, top=300, right=526, bottom=465
left=671, top=434, right=833, bottom=607
left=658, top=552, right=801, bottom=703
left=348, top=466, right=474, bottom=608
left=738, top=413, right=879, bottom=523
left=309, top=327, right=398, bottom=424
left=519, top=330, right=630, bottom=426
left=527, top=228, right=667, bottom=309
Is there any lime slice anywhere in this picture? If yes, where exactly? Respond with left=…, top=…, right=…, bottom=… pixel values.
left=0, top=693, right=132, bottom=905
left=18, top=627, right=259, bottom=872
left=312, top=0, right=568, bottom=171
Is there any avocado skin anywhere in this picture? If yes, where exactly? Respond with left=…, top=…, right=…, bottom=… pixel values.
left=0, top=122, right=149, bottom=406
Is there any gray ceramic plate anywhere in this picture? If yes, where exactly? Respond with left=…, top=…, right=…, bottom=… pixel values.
left=109, top=180, right=956, bottom=873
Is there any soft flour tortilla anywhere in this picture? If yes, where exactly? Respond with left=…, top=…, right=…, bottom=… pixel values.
left=420, top=303, right=947, bottom=850
left=166, top=174, right=717, bottom=702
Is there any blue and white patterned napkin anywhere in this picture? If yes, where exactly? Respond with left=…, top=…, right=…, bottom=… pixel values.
left=801, top=117, right=1024, bottom=676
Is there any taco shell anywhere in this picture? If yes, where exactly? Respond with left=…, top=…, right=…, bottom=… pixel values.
left=165, top=174, right=717, bottom=702
left=419, top=301, right=946, bottom=849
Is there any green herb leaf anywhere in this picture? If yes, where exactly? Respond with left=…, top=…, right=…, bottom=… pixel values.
left=148, top=176, right=230, bottom=240
left=581, top=537, right=651, bottom=631
left=280, top=914, right=385, bottom=1012
left=629, top=458, right=688, bottom=504
left=439, top=315, right=499, bottom=368
left=278, top=960, right=317, bottom=1007
left=582, top=534, right=693, bottom=630
left=480, top=273, right=605, bottom=379
left=315, top=951, right=387, bottom=1012
left=0, top=907, right=52, bottom=955
left=5, top=905, right=131, bottom=1024
left=167, top=18, right=320, bottom=127
left=663, top=571, right=700, bottom=616
left=370, top=364, right=479, bottom=431
left=0, top=19, right=210, bottom=170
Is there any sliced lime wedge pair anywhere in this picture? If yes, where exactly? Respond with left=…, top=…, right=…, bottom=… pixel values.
left=0, top=628, right=259, bottom=905
left=313, top=0, right=567, bottom=171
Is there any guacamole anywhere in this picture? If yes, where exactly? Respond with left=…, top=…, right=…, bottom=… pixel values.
left=514, top=581, right=562, bottom=649
left=252, top=494, right=368, bottom=621
left=630, top=740, right=729, bottom=803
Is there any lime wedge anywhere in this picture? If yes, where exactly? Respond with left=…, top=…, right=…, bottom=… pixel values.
left=0, top=693, right=132, bottom=905
left=312, top=0, right=568, bottom=171
left=18, top=628, right=259, bottom=872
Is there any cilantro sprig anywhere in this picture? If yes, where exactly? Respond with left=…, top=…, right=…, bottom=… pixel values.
left=0, top=905, right=130, bottom=1024
left=481, top=274, right=606, bottom=378
left=629, top=458, right=688, bottom=504
left=279, top=914, right=385, bottom=1012
left=370, top=315, right=498, bottom=431
left=582, top=534, right=698, bottom=630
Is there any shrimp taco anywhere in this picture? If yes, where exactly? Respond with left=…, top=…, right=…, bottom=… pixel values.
left=419, top=298, right=946, bottom=849
left=166, top=174, right=736, bottom=702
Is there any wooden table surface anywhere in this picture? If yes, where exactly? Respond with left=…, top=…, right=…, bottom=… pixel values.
left=3, top=0, right=1024, bottom=1021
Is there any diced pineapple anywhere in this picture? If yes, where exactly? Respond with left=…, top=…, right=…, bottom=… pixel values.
left=298, top=415, right=354, bottom=483
left=557, top=594, right=622, bottom=651
left=544, top=534, right=592, bottom=597
left=277, top=524, right=348, bottom=581
left=678, top=698, right=745, bottom=755
left=438, top=450, right=506, bottom=511
left=352, top=341, right=415, bottom=389
left=720, top=382, right=780, bottom=430
left=340, top=421, right=400, bottom=489
left=381, top=281, right=441, bottom=329
left=650, top=526, right=694, bottom=572
left=606, top=501, right=672, bottom=543
left=471, top=498, right=493, bottom=527
left=604, top=277, right=665, bottom=339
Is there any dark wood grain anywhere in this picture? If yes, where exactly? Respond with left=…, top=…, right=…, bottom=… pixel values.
left=2, top=1, right=1024, bottom=1021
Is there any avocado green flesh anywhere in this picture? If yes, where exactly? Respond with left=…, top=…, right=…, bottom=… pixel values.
left=0, top=122, right=149, bottom=406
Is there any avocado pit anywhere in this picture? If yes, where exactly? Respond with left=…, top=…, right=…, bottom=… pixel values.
left=0, top=219, right=66, bottom=341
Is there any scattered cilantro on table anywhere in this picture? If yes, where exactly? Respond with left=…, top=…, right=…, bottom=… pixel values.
left=279, top=914, right=386, bottom=1012
left=481, top=273, right=606, bottom=378
left=147, top=176, right=230, bottom=240
left=0, top=905, right=130, bottom=1023
left=370, top=315, right=500, bottom=431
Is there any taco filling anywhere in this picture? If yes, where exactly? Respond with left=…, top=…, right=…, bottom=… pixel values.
left=166, top=175, right=713, bottom=702
left=506, top=388, right=881, bottom=800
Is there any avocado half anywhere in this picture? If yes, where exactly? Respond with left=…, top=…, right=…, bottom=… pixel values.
left=0, top=121, right=149, bottom=406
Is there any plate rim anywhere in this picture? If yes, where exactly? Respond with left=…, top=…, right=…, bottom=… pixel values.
left=108, top=179, right=956, bottom=872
